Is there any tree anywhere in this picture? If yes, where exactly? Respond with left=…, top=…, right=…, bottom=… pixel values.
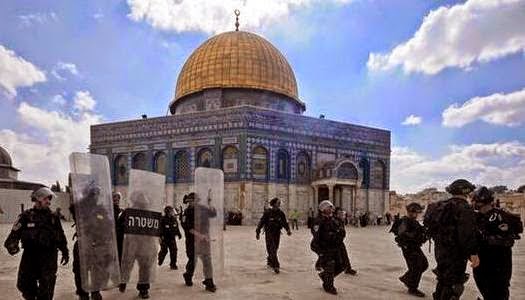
left=517, top=185, right=525, bottom=193
left=489, top=185, right=508, bottom=194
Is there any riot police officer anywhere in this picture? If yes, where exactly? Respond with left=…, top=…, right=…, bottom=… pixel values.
left=310, top=200, right=345, bottom=295
left=255, top=197, right=292, bottom=274
left=395, top=202, right=428, bottom=297
left=424, top=179, right=479, bottom=300
left=158, top=206, right=182, bottom=269
left=4, top=187, right=69, bottom=300
left=472, top=186, right=522, bottom=300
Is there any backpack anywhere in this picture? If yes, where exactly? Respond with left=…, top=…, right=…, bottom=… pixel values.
left=389, top=217, right=402, bottom=236
left=423, top=199, right=457, bottom=241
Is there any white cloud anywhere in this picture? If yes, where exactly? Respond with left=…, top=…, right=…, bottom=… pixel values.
left=402, top=114, right=422, bottom=126
left=442, top=87, right=525, bottom=127
left=93, top=13, right=104, bottom=20
left=0, top=45, right=46, bottom=97
left=127, top=0, right=352, bottom=34
left=51, top=94, right=67, bottom=106
left=51, top=61, right=79, bottom=81
left=390, top=142, right=525, bottom=193
left=0, top=95, right=103, bottom=186
left=18, top=12, right=58, bottom=27
left=367, top=0, right=525, bottom=75
left=73, top=91, right=96, bottom=111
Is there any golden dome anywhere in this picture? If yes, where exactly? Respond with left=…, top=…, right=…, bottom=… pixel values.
left=174, top=31, right=299, bottom=104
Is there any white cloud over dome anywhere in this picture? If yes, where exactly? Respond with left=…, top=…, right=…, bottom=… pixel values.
left=0, top=95, right=103, bottom=186
left=390, top=142, right=525, bottom=193
left=442, top=87, right=525, bottom=127
left=367, top=0, right=525, bottom=75
left=0, top=45, right=46, bottom=97
left=127, top=0, right=352, bottom=34
left=402, top=114, right=422, bottom=126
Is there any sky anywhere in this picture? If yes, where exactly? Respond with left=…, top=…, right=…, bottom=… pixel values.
left=1, top=0, right=524, bottom=193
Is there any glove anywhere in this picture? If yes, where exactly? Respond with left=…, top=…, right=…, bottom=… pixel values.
left=61, top=252, right=69, bottom=265
left=256, top=231, right=260, bottom=240
left=7, top=244, right=20, bottom=255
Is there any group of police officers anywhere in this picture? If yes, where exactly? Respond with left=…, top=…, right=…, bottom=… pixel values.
left=3, top=177, right=523, bottom=299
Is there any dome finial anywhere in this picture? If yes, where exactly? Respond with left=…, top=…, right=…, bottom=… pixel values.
left=234, top=9, right=240, bottom=31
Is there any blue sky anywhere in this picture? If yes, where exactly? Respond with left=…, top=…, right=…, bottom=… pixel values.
left=1, top=0, right=524, bottom=193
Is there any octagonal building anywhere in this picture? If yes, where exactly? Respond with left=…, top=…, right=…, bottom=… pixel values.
left=90, top=30, right=391, bottom=224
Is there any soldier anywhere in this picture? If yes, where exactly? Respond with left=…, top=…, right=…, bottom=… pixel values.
left=394, top=202, right=428, bottom=297
left=471, top=186, right=522, bottom=300
left=4, top=187, right=69, bottom=300
left=255, top=197, right=292, bottom=274
left=334, top=207, right=357, bottom=276
left=310, top=200, right=345, bottom=295
left=181, top=192, right=218, bottom=292
left=424, top=179, right=480, bottom=300
left=158, top=206, right=182, bottom=269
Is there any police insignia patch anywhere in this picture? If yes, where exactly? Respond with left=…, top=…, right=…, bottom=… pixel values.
left=313, top=225, right=319, bottom=232
left=12, top=221, right=22, bottom=231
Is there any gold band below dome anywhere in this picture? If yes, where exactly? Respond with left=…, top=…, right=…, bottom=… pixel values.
left=174, top=31, right=300, bottom=105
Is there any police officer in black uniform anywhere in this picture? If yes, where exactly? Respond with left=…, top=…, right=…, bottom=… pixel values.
left=158, top=205, right=182, bottom=269
left=181, top=192, right=218, bottom=292
left=255, top=197, right=292, bottom=274
left=4, top=187, right=69, bottom=300
left=310, top=200, right=345, bottom=295
left=396, top=202, right=428, bottom=297
left=112, top=192, right=123, bottom=262
left=472, top=186, right=522, bottom=300
left=424, top=179, right=479, bottom=300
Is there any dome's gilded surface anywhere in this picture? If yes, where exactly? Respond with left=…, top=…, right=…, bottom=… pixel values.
left=174, top=31, right=299, bottom=104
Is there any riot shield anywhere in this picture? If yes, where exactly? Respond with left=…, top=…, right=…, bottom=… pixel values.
left=69, top=152, right=120, bottom=292
left=194, top=167, right=224, bottom=280
left=121, top=169, right=164, bottom=285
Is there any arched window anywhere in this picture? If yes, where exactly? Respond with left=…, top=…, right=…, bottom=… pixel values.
left=131, top=152, right=147, bottom=170
left=174, top=150, right=190, bottom=182
left=359, top=158, right=370, bottom=188
left=296, top=151, right=311, bottom=183
left=197, top=148, right=213, bottom=168
left=336, top=162, right=358, bottom=180
left=114, top=155, right=128, bottom=185
left=222, top=146, right=239, bottom=176
left=276, top=149, right=290, bottom=180
left=252, top=146, right=268, bottom=180
left=153, top=152, right=167, bottom=175
left=371, top=160, right=387, bottom=189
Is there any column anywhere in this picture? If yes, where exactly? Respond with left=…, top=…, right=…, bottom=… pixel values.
left=328, top=184, right=334, bottom=203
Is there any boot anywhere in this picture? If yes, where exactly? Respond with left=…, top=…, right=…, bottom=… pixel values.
left=322, top=283, right=338, bottom=295
left=170, top=264, right=178, bottom=270
left=118, top=283, right=126, bottom=293
left=345, top=268, right=357, bottom=275
left=408, top=288, right=425, bottom=298
left=273, top=267, right=280, bottom=274
left=91, top=291, right=102, bottom=300
left=79, top=295, right=89, bottom=300
left=138, top=289, right=150, bottom=299
left=183, top=273, right=193, bottom=286
left=203, top=278, right=217, bottom=293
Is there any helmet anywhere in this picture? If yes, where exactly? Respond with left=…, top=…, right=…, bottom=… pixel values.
left=472, top=186, right=494, bottom=204
left=406, top=202, right=424, bottom=213
left=319, top=200, right=334, bottom=211
left=31, top=187, right=55, bottom=201
left=446, top=179, right=475, bottom=195
left=164, top=205, right=174, bottom=214
left=183, top=192, right=195, bottom=204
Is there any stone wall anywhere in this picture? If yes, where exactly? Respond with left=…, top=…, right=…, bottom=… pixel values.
left=0, top=189, right=71, bottom=223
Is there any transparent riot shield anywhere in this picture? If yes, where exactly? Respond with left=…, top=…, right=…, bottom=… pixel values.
left=69, top=152, right=120, bottom=292
left=194, top=167, right=224, bottom=280
left=121, top=169, right=164, bottom=285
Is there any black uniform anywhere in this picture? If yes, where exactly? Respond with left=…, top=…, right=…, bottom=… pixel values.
left=425, top=197, right=478, bottom=300
left=310, top=215, right=345, bottom=292
left=158, top=214, right=182, bottom=268
left=395, top=216, right=428, bottom=291
left=4, top=207, right=69, bottom=300
left=114, top=204, right=123, bottom=262
left=473, top=208, right=521, bottom=300
left=256, top=207, right=290, bottom=270
left=181, top=204, right=217, bottom=282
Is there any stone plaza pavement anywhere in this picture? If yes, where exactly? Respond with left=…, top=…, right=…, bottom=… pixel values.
left=1, top=223, right=523, bottom=299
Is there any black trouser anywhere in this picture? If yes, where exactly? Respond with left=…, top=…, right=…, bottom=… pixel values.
left=73, top=242, right=89, bottom=297
left=340, top=244, right=353, bottom=271
left=184, top=237, right=213, bottom=279
left=318, top=250, right=345, bottom=288
left=291, top=219, right=298, bottom=230
left=73, top=241, right=111, bottom=297
left=17, top=249, right=58, bottom=300
left=473, top=246, right=512, bottom=300
left=433, top=245, right=468, bottom=300
left=158, top=238, right=178, bottom=267
left=265, top=232, right=281, bottom=268
left=401, top=246, right=428, bottom=289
